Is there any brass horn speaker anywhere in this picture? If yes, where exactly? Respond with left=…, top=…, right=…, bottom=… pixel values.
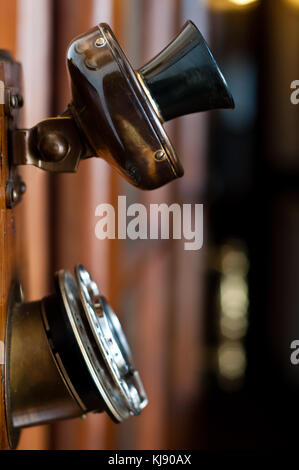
left=12, top=21, right=234, bottom=190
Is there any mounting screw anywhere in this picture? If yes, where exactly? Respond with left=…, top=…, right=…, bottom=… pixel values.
left=10, top=93, right=23, bottom=109
left=6, top=176, right=26, bottom=209
left=11, top=188, right=19, bottom=203
left=154, top=150, right=166, bottom=161
left=95, top=37, right=105, bottom=48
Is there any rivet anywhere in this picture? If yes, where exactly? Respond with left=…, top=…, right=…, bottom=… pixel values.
left=95, top=37, right=105, bottom=48
left=155, top=150, right=166, bottom=161
left=10, top=93, right=23, bottom=109
left=38, top=132, right=69, bottom=162
left=10, top=95, right=18, bottom=109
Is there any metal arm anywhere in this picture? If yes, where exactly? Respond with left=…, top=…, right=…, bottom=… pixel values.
left=10, top=113, right=90, bottom=173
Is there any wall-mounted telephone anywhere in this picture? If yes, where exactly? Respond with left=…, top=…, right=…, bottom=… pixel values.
left=0, top=20, right=234, bottom=448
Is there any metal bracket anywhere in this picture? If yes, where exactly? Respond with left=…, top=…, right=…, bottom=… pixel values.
left=10, top=114, right=87, bottom=173
left=0, top=59, right=27, bottom=209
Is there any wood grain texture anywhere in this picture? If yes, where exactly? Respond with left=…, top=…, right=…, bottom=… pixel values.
left=0, top=57, right=22, bottom=450
left=50, top=0, right=110, bottom=450
left=0, top=0, right=17, bottom=57
left=0, top=0, right=20, bottom=450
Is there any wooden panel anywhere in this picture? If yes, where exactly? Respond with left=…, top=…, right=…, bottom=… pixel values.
left=0, top=57, right=22, bottom=450
left=0, top=0, right=18, bottom=450
left=0, top=0, right=17, bottom=57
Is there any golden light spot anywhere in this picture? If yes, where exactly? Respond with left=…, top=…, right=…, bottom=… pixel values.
left=205, top=0, right=259, bottom=11
left=285, top=0, right=299, bottom=9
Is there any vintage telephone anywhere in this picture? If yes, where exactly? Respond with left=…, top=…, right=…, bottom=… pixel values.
left=0, top=21, right=234, bottom=447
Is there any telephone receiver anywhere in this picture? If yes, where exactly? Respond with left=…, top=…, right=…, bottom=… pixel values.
left=11, top=20, right=234, bottom=190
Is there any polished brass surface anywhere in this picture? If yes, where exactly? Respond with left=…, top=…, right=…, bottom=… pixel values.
left=10, top=21, right=234, bottom=190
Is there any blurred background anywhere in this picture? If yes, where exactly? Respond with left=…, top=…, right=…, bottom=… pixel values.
left=0, top=0, right=298, bottom=450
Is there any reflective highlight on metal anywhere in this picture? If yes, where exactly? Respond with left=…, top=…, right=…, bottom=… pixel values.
left=6, top=266, right=147, bottom=443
